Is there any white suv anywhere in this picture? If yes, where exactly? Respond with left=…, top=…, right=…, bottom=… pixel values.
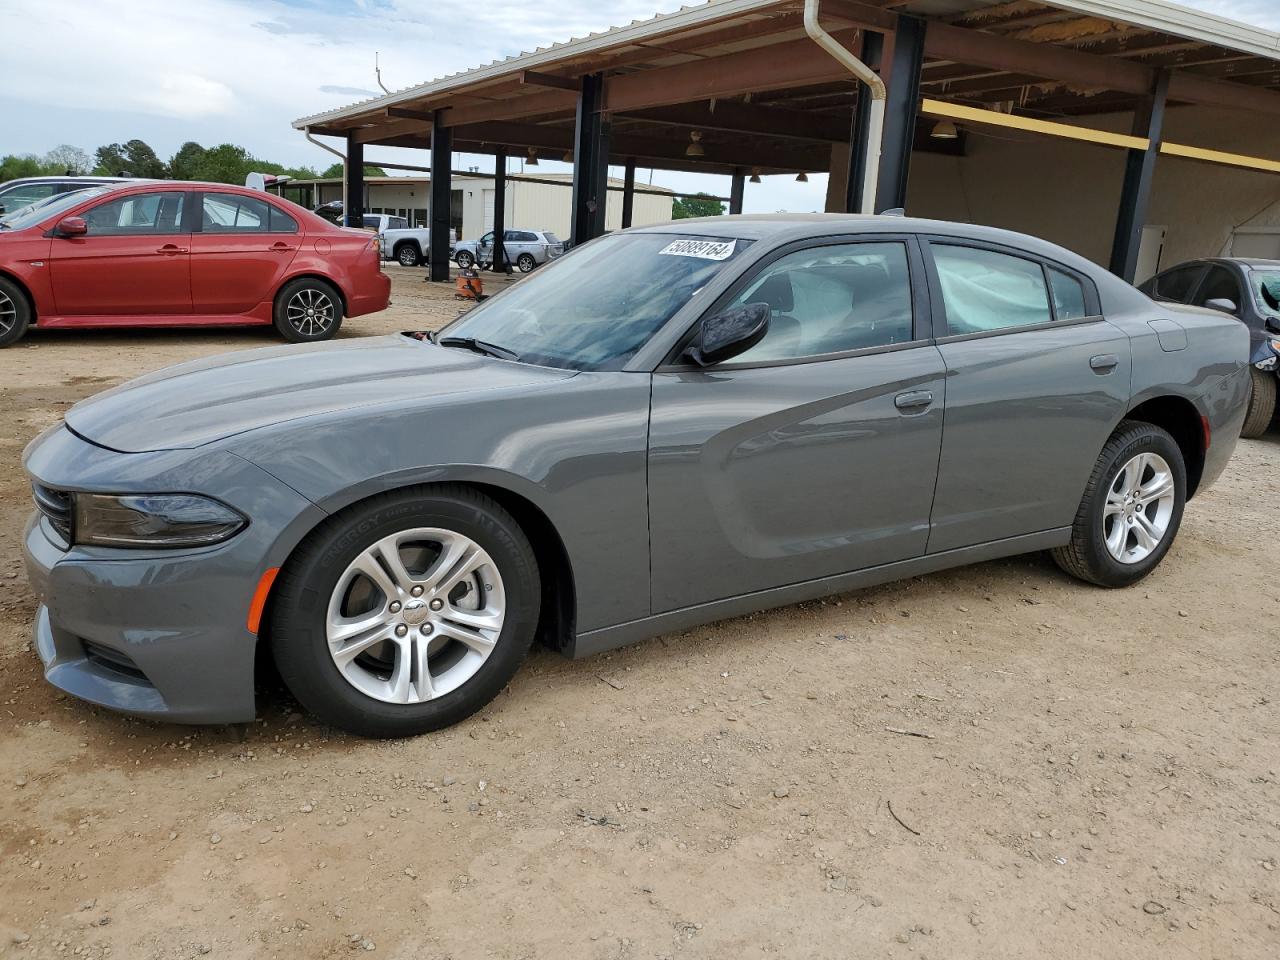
left=454, top=229, right=565, bottom=273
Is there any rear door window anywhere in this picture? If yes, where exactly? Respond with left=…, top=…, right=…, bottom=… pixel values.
left=932, top=244, right=1052, bottom=334
left=1048, top=267, right=1090, bottom=320
left=202, top=193, right=297, bottom=233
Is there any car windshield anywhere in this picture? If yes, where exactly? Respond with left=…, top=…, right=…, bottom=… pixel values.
left=1251, top=270, right=1280, bottom=318
left=438, top=232, right=752, bottom=370
left=0, top=186, right=110, bottom=230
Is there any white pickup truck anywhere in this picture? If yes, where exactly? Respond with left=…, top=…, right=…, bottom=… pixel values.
left=360, top=214, right=455, bottom=267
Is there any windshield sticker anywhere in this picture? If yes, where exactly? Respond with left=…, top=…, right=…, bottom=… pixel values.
left=658, top=239, right=737, bottom=261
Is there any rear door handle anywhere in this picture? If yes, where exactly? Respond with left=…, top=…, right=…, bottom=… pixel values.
left=270, top=242, right=296, bottom=253
left=1090, top=354, right=1120, bottom=373
left=156, top=244, right=188, bottom=255
left=894, top=390, right=934, bottom=411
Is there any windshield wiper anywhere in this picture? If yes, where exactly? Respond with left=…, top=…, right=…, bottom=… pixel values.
left=437, top=336, right=521, bottom=362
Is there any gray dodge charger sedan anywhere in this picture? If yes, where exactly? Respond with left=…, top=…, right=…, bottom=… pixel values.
left=23, top=215, right=1250, bottom=737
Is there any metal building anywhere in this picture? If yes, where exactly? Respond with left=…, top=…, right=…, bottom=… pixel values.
left=293, top=0, right=1280, bottom=283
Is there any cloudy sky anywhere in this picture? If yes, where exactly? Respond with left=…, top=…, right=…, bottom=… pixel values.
left=2, top=0, right=1277, bottom=212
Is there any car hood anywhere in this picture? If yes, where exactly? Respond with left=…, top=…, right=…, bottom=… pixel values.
left=65, top=335, right=576, bottom=453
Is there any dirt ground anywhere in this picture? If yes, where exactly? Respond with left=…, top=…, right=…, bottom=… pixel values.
left=1, top=265, right=1278, bottom=959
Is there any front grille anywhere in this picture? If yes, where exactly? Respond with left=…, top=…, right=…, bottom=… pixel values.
left=81, top=640, right=148, bottom=682
left=32, top=483, right=73, bottom=547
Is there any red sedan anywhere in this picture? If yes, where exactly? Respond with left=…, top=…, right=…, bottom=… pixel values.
left=0, top=181, right=390, bottom=347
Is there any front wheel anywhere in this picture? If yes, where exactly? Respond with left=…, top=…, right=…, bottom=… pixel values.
left=273, top=278, right=343, bottom=343
left=1241, top=367, right=1276, bottom=438
left=455, top=251, right=475, bottom=270
left=395, top=243, right=422, bottom=267
left=0, top=276, right=32, bottom=348
left=517, top=253, right=537, bottom=273
left=269, top=486, right=540, bottom=738
left=1052, top=420, right=1186, bottom=587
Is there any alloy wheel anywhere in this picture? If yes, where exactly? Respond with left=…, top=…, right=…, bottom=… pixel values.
left=285, top=288, right=336, bottom=338
left=325, top=528, right=506, bottom=705
left=0, top=289, right=15, bottom=337
left=1103, top=452, right=1176, bottom=564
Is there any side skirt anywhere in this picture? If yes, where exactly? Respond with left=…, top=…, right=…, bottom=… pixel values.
left=37, top=311, right=272, bottom=329
left=568, top=528, right=1071, bottom=659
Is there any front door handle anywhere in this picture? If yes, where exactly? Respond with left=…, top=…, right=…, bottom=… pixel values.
left=894, top=390, right=934, bottom=411
left=156, top=244, right=188, bottom=255
left=1090, top=354, right=1120, bottom=373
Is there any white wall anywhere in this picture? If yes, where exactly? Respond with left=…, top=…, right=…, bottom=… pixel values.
left=906, top=103, right=1280, bottom=281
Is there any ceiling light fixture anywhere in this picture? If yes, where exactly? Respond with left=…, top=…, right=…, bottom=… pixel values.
left=749, top=168, right=762, bottom=184
left=527, top=147, right=539, bottom=166
left=686, top=130, right=705, bottom=158
left=931, top=119, right=960, bottom=140
left=795, top=171, right=809, bottom=183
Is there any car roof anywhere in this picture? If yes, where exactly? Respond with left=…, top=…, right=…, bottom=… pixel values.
left=2, top=176, right=135, bottom=185
left=630, top=213, right=1104, bottom=277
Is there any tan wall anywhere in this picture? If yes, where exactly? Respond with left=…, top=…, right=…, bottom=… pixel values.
left=906, top=104, right=1280, bottom=280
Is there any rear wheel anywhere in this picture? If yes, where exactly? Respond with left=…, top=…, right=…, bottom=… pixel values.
left=1052, top=420, right=1186, bottom=587
left=270, top=486, right=540, bottom=738
left=0, top=276, right=31, bottom=348
left=1241, top=367, right=1276, bottom=438
left=517, top=253, right=537, bottom=273
left=455, top=251, right=475, bottom=270
left=395, top=243, right=421, bottom=267
left=273, top=278, right=343, bottom=343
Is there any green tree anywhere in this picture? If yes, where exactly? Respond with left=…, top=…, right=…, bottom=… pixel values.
left=0, top=154, right=57, bottom=180
left=671, top=193, right=725, bottom=219
left=94, top=139, right=167, bottom=178
left=320, top=162, right=388, bottom=179
left=168, top=141, right=207, bottom=180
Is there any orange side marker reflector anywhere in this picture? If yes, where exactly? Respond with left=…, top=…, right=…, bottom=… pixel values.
left=1201, top=415, right=1211, bottom=452
left=247, top=567, right=281, bottom=635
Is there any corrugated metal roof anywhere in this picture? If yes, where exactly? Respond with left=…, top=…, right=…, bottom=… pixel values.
left=293, top=0, right=1280, bottom=129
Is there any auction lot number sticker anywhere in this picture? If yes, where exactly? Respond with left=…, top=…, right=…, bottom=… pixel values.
left=658, top=239, right=737, bottom=261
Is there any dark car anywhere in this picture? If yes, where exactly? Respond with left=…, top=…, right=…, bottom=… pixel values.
left=24, top=215, right=1249, bottom=738
left=1140, top=258, right=1280, bottom=437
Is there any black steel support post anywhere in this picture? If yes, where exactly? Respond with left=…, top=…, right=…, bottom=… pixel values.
left=344, top=133, right=364, bottom=227
left=429, top=113, right=453, bottom=282
left=492, top=147, right=509, bottom=273
left=876, top=15, right=927, bottom=214
left=621, top=158, right=637, bottom=229
left=729, top=167, right=746, bottom=215
left=571, top=73, right=610, bottom=246
left=847, top=31, right=884, bottom=215
left=1110, top=70, right=1171, bottom=283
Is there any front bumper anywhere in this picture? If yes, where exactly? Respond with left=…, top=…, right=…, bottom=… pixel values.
left=22, top=426, right=325, bottom=725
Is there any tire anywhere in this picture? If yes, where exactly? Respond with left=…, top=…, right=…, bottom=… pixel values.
left=0, top=276, right=32, bottom=348
left=273, top=278, right=343, bottom=343
left=455, top=251, right=475, bottom=270
left=395, top=243, right=421, bottom=267
left=269, top=485, right=540, bottom=738
left=1051, top=420, right=1186, bottom=588
left=1241, top=367, right=1277, bottom=439
left=517, top=253, right=537, bottom=273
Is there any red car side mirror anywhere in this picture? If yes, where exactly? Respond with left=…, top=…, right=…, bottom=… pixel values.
left=57, top=216, right=88, bottom=237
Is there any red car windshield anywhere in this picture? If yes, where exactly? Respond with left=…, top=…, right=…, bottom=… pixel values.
left=0, top=187, right=110, bottom=231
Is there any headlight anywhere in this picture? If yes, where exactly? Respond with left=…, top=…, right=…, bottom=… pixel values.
left=73, top=493, right=247, bottom=548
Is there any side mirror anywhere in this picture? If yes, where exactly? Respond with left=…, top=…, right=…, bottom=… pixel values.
left=684, top=302, right=771, bottom=367
left=1265, top=316, right=1280, bottom=335
left=1204, top=297, right=1238, bottom=316
left=56, top=216, right=88, bottom=237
